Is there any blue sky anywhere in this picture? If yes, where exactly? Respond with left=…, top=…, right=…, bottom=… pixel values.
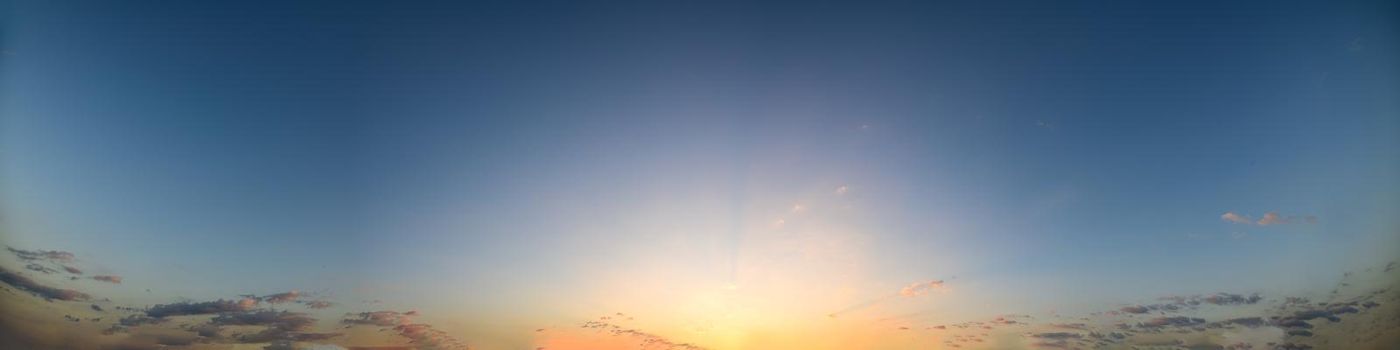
left=2, top=0, right=1398, bottom=348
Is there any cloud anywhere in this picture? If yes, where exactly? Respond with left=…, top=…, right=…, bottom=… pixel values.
left=577, top=320, right=704, bottom=350
left=394, top=323, right=469, bottom=350
left=7, top=247, right=75, bottom=263
left=63, top=266, right=83, bottom=274
left=119, top=314, right=168, bottom=327
left=1221, top=211, right=1317, bottom=226
left=1202, top=293, right=1262, bottom=305
left=235, top=328, right=341, bottom=344
left=342, top=311, right=414, bottom=327
left=1257, top=212, right=1317, bottom=226
left=1256, top=212, right=1286, bottom=225
left=830, top=279, right=953, bottom=318
left=1119, top=305, right=1149, bottom=314
left=1138, top=316, right=1206, bottom=329
left=146, top=298, right=258, bottom=318
left=304, top=300, right=335, bottom=309
left=92, top=275, right=123, bottom=284
left=0, top=266, right=91, bottom=301
left=338, top=311, right=467, bottom=349
left=1221, top=212, right=1253, bottom=224
left=24, top=263, right=56, bottom=274
left=898, top=280, right=947, bottom=297
left=1032, top=332, right=1083, bottom=340
left=835, top=185, right=849, bottom=195
left=211, top=310, right=316, bottom=330
left=208, top=310, right=343, bottom=343
left=259, top=290, right=301, bottom=303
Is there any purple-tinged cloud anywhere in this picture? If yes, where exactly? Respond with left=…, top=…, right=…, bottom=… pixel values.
left=0, top=266, right=91, bottom=301
left=7, top=247, right=75, bottom=263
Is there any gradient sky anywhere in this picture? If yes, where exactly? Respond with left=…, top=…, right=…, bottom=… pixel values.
left=2, top=1, right=1398, bottom=349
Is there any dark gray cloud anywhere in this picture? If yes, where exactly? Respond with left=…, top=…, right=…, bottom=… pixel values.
left=1201, top=293, right=1262, bottom=305
left=7, top=247, right=75, bottom=263
left=92, top=275, right=123, bottom=284
left=1027, top=333, right=1091, bottom=350
left=1119, top=305, right=1149, bottom=314
left=1272, top=300, right=1367, bottom=332
left=0, top=266, right=91, bottom=301
left=186, top=323, right=222, bottom=338
left=209, top=310, right=341, bottom=344
left=118, top=314, right=167, bottom=327
left=303, top=300, right=335, bottom=309
left=1113, top=292, right=1262, bottom=316
left=146, top=298, right=258, bottom=318
left=211, top=310, right=316, bottom=330
left=1216, top=317, right=1266, bottom=328
left=1031, top=332, right=1083, bottom=340
left=24, top=263, right=56, bottom=274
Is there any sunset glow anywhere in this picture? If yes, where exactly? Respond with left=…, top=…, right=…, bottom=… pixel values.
left=2, top=1, right=1399, bottom=349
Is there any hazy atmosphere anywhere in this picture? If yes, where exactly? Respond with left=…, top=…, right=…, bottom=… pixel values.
left=2, top=1, right=1398, bottom=349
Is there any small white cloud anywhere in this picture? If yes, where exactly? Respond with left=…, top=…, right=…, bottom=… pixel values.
left=835, top=185, right=849, bottom=195
left=1221, top=212, right=1252, bottom=224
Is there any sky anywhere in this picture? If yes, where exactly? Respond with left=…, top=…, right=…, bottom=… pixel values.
left=1, top=1, right=1398, bottom=349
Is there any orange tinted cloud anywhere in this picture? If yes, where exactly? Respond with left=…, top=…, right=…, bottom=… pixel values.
left=1221, top=212, right=1252, bottom=224
left=898, top=280, right=947, bottom=297
left=92, top=275, right=122, bottom=284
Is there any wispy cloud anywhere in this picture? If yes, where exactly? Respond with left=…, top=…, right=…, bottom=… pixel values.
left=830, top=279, right=951, bottom=318
left=304, top=300, right=335, bottom=309
left=259, top=290, right=302, bottom=303
left=7, top=247, right=75, bottom=263
left=898, top=280, right=947, bottom=297
left=92, top=275, right=122, bottom=284
left=1221, top=212, right=1253, bottom=224
left=342, top=311, right=414, bottom=327
left=1221, top=211, right=1316, bottom=226
left=0, top=266, right=91, bottom=301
